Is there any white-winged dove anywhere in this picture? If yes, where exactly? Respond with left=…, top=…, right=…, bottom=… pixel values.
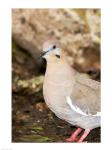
left=41, top=40, right=101, bottom=142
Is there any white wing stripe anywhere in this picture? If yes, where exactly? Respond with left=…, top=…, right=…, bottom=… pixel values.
left=66, top=96, right=100, bottom=117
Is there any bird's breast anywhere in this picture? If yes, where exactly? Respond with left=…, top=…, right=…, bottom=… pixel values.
left=43, top=69, right=74, bottom=110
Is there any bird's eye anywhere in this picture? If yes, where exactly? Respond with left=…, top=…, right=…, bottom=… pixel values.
left=53, top=45, right=56, bottom=49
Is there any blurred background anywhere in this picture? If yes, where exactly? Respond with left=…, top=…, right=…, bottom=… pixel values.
left=12, top=9, right=100, bottom=142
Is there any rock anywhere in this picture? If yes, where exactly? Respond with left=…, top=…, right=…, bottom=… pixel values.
left=17, top=76, right=44, bottom=93
left=86, top=10, right=100, bottom=44
left=12, top=9, right=100, bottom=70
left=35, top=102, right=48, bottom=111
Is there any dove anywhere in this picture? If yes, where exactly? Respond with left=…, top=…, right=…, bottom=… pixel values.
left=41, top=40, right=101, bottom=142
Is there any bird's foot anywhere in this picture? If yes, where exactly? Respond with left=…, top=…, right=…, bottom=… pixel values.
left=66, top=137, right=79, bottom=142
left=66, top=128, right=82, bottom=142
left=66, top=128, right=90, bottom=143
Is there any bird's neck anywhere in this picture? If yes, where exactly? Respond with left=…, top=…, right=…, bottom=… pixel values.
left=45, top=55, right=76, bottom=77
left=46, top=55, right=67, bottom=69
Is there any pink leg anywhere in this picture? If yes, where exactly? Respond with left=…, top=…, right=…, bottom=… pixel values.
left=66, top=128, right=83, bottom=142
left=77, top=129, right=90, bottom=143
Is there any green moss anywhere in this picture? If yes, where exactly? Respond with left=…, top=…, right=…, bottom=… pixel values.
left=20, top=135, right=52, bottom=142
left=32, top=126, right=43, bottom=131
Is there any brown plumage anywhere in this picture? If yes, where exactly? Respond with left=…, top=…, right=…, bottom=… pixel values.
left=41, top=40, right=101, bottom=142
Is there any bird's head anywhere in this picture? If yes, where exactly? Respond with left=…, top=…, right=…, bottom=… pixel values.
left=41, top=40, right=61, bottom=60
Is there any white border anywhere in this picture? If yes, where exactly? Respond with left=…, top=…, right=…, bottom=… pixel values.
left=0, top=4, right=11, bottom=149
left=11, top=0, right=101, bottom=8
left=0, top=0, right=112, bottom=150
left=101, top=4, right=112, bottom=144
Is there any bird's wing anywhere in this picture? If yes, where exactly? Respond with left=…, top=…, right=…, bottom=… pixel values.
left=67, top=73, right=101, bottom=116
left=75, top=72, right=100, bottom=90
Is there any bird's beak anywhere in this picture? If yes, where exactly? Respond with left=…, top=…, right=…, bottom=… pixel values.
left=39, top=51, right=48, bottom=58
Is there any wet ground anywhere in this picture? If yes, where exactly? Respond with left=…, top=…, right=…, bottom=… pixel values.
left=12, top=44, right=101, bottom=143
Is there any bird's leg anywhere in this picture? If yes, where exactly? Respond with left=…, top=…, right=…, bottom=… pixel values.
left=77, top=129, right=90, bottom=143
left=66, top=128, right=83, bottom=142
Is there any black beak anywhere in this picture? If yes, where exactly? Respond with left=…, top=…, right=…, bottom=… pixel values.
left=39, top=51, right=48, bottom=58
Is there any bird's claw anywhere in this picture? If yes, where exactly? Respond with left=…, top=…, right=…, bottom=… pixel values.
left=66, top=137, right=79, bottom=142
